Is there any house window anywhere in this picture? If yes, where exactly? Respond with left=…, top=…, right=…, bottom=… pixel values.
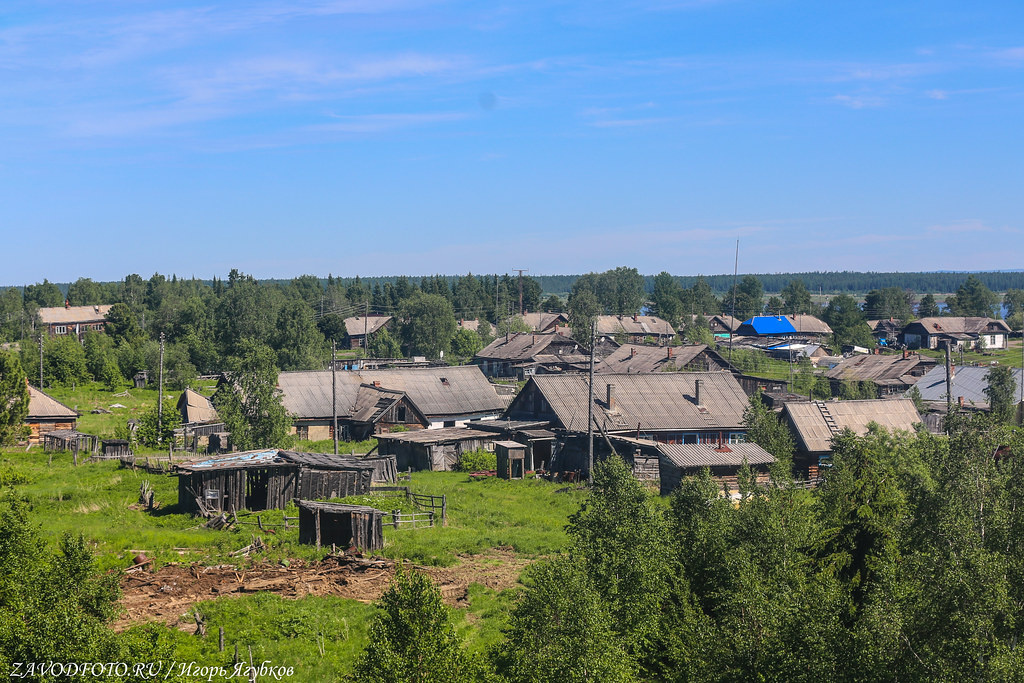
left=296, top=425, right=309, bottom=440
left=729, top=433, right=746, bottom=444
left=54, top=325, right=67, bottom=335
left=397, top=406, right=407, bottom=422
left=443, top=420, right=456, bottom=428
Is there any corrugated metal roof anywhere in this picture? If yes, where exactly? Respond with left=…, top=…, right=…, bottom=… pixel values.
left=784, top=399, right=922, bottom=453
left=659, top=442, right=775, bottom=468
left=786, top=315, right=833, bottom=335
left=737, top=316, right=797, bottom=336
left=37, top=305, right=113, bottom=325
left=278, top=451, right=378, bottom=470
left=595, top=344, right=717, bottom=374
left=351, top=384, right=405, bottom=423
left=278, top=366, right=505, bottom=419
left=908, top=365, right=1024, bottom=407
left=180, top=449, right=285, bottom=471
left=906, top=317, right=1012, bottom=336
left=26, top=385, right=79, bottom=419
left=475, top=332, right=581, bottom=361
left=512, top=372, right=749, bottom=433
left=520, top=312, right=568, bottom=332
left=343, top=315, right=392, bottom=337
left=826, top=354, right=933, bottom=383
left=375, top=426, right=496, bottom=444
left=595, top=315, right=675, bottom=337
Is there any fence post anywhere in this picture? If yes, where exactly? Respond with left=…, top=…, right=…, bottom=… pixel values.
left=429, top=511, right=434, bottom=527
left=393, top=510, right=400, bottom=529
left=441, top=495, right=447, bottom=526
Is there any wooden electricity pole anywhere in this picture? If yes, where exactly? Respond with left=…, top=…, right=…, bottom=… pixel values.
left=587, top=319, right=596, bottom=484
left=332, top=341, right=339, bottom=456
left=158, top=332, right=165, bottom=440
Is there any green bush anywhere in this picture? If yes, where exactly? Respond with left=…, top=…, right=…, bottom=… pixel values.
left=455, top=448, right=497, bottom=472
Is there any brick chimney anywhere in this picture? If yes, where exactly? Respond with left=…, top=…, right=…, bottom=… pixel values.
left=373, top=380, right=381, bottom=387
left=630, top=347, right=636, bottom=358
left=64, top=299, right=70, bottom=309
left=958, top=395, right=964, bottom=408
left=606, top=383, right=616, bottom=411
left=694, top=379, right=703, bottom=406
left=667, top=347, right=673, bottom=359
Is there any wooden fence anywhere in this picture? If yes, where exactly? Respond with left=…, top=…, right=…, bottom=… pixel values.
left=382, top=509, right=438, bottom=529
left=371, top=485, right=446, bottom=526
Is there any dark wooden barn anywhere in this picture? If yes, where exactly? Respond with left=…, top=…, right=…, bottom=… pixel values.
left=176, top=449, right=384, bottom=515
left=296, top=500, right=385, bottom=550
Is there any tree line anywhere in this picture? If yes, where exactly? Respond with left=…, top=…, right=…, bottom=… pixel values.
left=354, top=410, right=1024, bottom=682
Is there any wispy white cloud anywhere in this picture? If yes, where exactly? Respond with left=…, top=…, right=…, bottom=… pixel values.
left=926, top=220, right=993, bottom=234
left=311, top=111, right=470, bottom=133
left=830, top=94, right=886, bottom=109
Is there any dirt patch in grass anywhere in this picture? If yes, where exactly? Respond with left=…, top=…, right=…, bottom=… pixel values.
left=115, top=547, right=529, bottom=631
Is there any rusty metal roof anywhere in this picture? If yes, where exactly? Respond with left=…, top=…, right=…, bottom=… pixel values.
left=509, top=372, right=749, bottom=433
left=659, top=442, right=775, bottom=468
left=279, top=366, right=505, bottom=419
left=784, top=398, right=922, bottom=454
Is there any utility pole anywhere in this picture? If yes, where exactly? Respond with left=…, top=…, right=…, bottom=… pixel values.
left=332, top=341, right=339, bottom=456
left=158, top=332, right=165, bottom=440
left=363, top=301, right=368, bottom=361
left=944, top=340, right=953, bottom=425
left=38, top=333, right=43, bottom=388
left=513, top=268, right=528, bottom=315
left=587, top=319, right=596, bottom=484
left=728, top=239, right=739, bottom=364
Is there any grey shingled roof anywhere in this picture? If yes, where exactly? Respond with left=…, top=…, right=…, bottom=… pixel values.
left=908, top=365, right=1024, bottom=408
left=26, top=385, right=79, bottom=419
left=519, top=312, right=568, bottom=332
left=784, top=399, right=922, bottom=454
left=659, top=442, right=775, bottom=468
left=37, top=304, right=113, bottom=325
left=511, top=372, right=749, bottom=433
left=278, top=366, right=505, bottom=420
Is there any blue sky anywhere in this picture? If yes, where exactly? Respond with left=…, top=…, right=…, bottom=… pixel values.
left=2, top=1, right=1023, bottom=283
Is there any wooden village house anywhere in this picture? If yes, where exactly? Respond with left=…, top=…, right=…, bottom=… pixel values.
left=594, top=344, right=732, bottom=374
left=907, top=365, right=1024, bottom=413
left=37, top=303, right=113, bottom=342
left=24, top=384, right=79, bottom=444
left=782, top=398, right=922, bottom=478
left=344, top=315, right=393, bottom=350
left=474, top=332, right=588, bottom=379
left=595, top=314, right=676, bottom=344
left=504, top=372, right=752, bottom=476
left=901, top=317, right=1012, bottom=351
left=277, top=366, right=507, bottom=441
left=825, top=351, right=936, bottom=397
left=375, top=426, right=500, bottom=471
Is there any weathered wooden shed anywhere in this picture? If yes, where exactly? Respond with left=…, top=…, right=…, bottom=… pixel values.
left=42, top=430, right=98, bottom=456
left=375, top=427, right=499, bottom=471
left=100, top=439, right=132, bottom=459
left=176, top=449, right=380, bottom=515
left=657, top=442, right=776, bottom=495
left=296, top=500, right=385, bottom=550
left=281, top=451, right=377, bottom=500
left=495, top=440, right=527, bottom=479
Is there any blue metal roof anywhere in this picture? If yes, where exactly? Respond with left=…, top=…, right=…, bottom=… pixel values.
left=740, top=316, right=797, bottom=335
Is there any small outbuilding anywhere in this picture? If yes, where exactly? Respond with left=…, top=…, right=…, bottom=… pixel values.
left=375, top=426, right=499, bottom=471
left=296, top=500, right=385, bottom=550
left=176, top=449, right=382, bottom=515
left=495, top=441, right=527, bottom=479
left=42, top=430, right=99, bottom=456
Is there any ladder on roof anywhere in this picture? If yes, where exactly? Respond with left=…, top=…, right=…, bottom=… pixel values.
left=814, top=401, right=842, bottom=437
left=697, top=405, right=718, bottom=428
